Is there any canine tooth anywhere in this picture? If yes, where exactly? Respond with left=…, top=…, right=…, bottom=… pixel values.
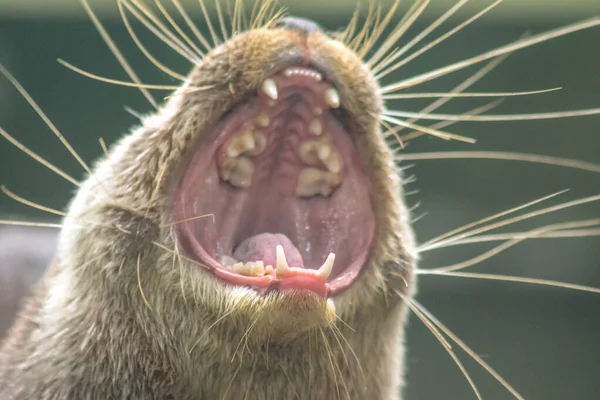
left=309, top=119, right=322, bottom=136
left=276, top=245, right=290, bottom=277
left=316, top=253, right=335, bottom=281
left=256, top=113, right=270, bottom=127
left=262, top=79, right=278, bottom=100
left=227, top=130, right=256, bottom=158
left=324, top=88, right=340, bottom=108
left=297, top=167, right=340, bottom=197
left=219, top=157, right=254, bottom=188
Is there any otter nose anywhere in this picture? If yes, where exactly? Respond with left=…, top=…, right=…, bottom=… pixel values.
left=275, top=17, right=321, bottom=35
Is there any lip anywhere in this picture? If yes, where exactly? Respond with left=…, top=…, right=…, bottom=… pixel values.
left=172, top=64, right=376, bottom=298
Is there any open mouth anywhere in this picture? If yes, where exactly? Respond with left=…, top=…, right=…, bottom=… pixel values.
left=173, top=65, right=376, bottom=298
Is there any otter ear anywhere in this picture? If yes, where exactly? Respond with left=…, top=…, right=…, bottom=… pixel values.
left=275, top=17, right=322, bottom=35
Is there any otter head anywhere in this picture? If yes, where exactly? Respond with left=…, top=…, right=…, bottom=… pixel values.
left=60, top=15, right=416, bottom=348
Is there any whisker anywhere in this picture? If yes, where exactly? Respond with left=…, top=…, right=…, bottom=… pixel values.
left=0, top=127, right=80, bottom=187
left=0, top=63, right=93, bottom=177
left=381, top=18, right=600, bottom=93
left=57, top=59, right=199, bottom=91
left=383, top=87, right=561, bottom=100
left=137, top=253, right=152, bottom=310
left=373, top=0, right=471, bottom=76
left=443, top=228, right=600, bottom=246
left=419, top=190, right=569, bottom=249
left=401, top=295, right=482, bottom=400
left=382, top=107, right=600, bottom=122
left=418, top=271, right=600, bottom=295
left=1, top=186, right=66, bottom=217
left=380, top=114, right=476, bottom=143
left=118, top=0, right=187, bottom=80
left=421, top=194, right=600, bottom=253
left=164, top=213, right=216, bottom=228
left=153, top=0, right=206, bottom=58
left=355, top=0, right=401, bottom=59
left=376, top=0, right=503, bottom=79
left=398, top=151, right=600, bottom=174
left=0, top=220, right=62, bottom=229
left=170, top=0, right=213, bottom=51
left=367, top=0, right=430, bottom=68
left=81, top=0, right=158, bottom=108
left=410, top=299, right=526, bottom=400
left=422, top=218, right=600, bottom=272
left=125, top=0, right=202, bottom=63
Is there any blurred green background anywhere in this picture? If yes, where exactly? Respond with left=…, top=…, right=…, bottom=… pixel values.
left=0, top=1, right=599, bottom=399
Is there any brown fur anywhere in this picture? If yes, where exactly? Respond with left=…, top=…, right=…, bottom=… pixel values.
left=0, top=15, right=416, bottom=400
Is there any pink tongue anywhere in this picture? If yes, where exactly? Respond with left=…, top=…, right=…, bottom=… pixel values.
left=233, top=233, right=305, bottom=269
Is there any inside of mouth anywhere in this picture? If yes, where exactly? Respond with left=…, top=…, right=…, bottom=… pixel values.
left=174, top=66, right=375, bottom=296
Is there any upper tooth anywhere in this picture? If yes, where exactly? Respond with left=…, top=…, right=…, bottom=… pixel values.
left=219, top=157, right=254, bottom=188
left=262, top=79, right=278, bottom=100
left=316, top=253, right=335, bottom=281
left=256, top=113, right=270, bottom=127
left=276, top=245, right=290, bottom=277
left=320, top=151, right=341, bottom=174
left=324, top=88, right=340, bottom=108
left=309, top=119, right=322, bottom=136
left=247, top=132, right=267, bottom=156
left=296, top=167, right=340, bottom=197
left=227, top=130, right=256, bottom=158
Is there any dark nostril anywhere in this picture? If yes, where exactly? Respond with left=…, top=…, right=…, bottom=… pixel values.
left=275, top=17, right=321, bottom=35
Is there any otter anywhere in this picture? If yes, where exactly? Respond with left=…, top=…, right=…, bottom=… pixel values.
left=0, top=8, right=416, bottom=400
left=1, top=1, right=599, bottom=399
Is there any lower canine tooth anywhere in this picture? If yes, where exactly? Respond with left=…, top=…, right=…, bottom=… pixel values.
left=262, top=78, right=278, bottom=100
left=219, top=157, right=254, bottom=188
left=296, top=167, right=340, bottom=197
left=276, top=245, right=290, bottom=277
left=316, top=253, right=335, bottom=281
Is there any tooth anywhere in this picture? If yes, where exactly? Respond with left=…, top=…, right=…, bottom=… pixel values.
left=247, top=132, right=267, bottom=156
left=324, top=88, right=340, bottom=108
left=249, top=261, right=265, bottom=277
left=309, top=119, right=322, bottom=136
left=317, top=143, right=331, bottom=160
left=276, top=245, right=289, bottom=277
left=313, top=107, right=323, bottom=116
left=233, top=262, right=251, bottom=275
left=219, top=157, right=254, bottom=188
left=299, top=141, right=320, bottom=166
left=256, top=113, right=270, bottom=127
left=227, top=130, right=256, bottom=158
left=320, top=151, right=341, bottom=174
left=316, top=253, right=335, bottom=281
left=296, top=167, right=340, bottom=197
left=262, top=79, right=278, bottom=100
left=265, top=265, right=274, bottom=275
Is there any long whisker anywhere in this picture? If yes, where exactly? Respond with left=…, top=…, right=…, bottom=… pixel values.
left=355, top=0, right=401, bottom=59
left=418, top=190, right=569, bottom=249
left=389, top=54, right=509, bottom=136
left=418, top=271, right=600, bottom=295
left=367, top=0, right=431, bottom=68
left=381, top=18, right=600, bottom=93
left=373, top=0, right=472, bottom=76
left=382, top=107, right=600, bottom=122
left=401, top=294, right=482, bottom=400
left=398, top=151, right=600, bottom=174
left=153, top=0, right=205, bottom=57
left=57, top=59, right=200, bottom=91
left=0, top=127, right=80, bottom=187
left=137, top=253, right=152, bottom=310
left=380, top=114, right=476, bottom=143
left=170, top=0, right=213, bottom=51
left=0, top=220, right=63, bottom=229
left=376, top=0, right=503, bottom=79
left=383, top=87, right=561, bottom=100
left=422, top=218, right=600, bottom=272
left=80, top=0, right=158, bottom=109
left=421, top=194, right=600, bottom=253
left=442, top=228, right=600, bottom=247
left=0, top=64, right=93, bottom=177
left=409, top=298, right=526, bottom=400
left=117, top=0, right=186, bottom=81
left=126, top=0, right=202, bottom=63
